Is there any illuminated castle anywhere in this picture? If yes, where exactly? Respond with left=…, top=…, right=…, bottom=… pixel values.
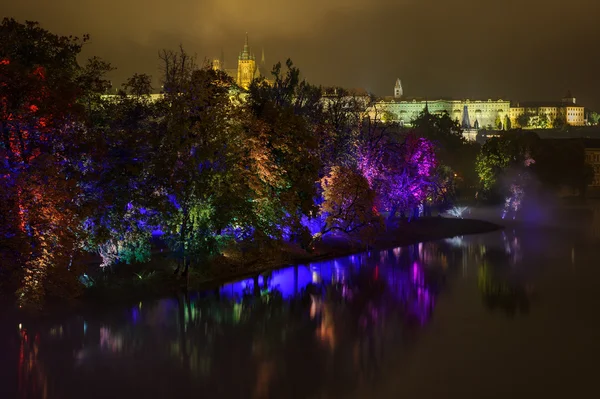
left=373, top=80, right=586, bottom=129
left=212, top=34, right=267, bottom=90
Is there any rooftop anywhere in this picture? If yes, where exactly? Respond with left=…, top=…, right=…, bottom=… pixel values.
left=514, top=101, right=583, bottom=108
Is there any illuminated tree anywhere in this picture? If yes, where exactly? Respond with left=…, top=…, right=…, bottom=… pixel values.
left=153, top=50, right=241, bottom=276
left=411, top=110, right=477, bottom=197
left=529, top=113, right=550, bottom=129
left=358, top=132, right=438, bottom=220
left=0, top=18, right=111, bottom=307
left=495, top=115, right=503, bottom=130
left=247, top=59, right=321, bottom=239
left=475, top=131, right=539, bottom=200
left=80, top=73, right=159, bottom=269
left=318, top=166, right=383, bottom=242
left=475, top=140, right=511, bottom=194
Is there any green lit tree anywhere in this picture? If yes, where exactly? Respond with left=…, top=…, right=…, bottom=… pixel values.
left=152, top=48, right=241, bottom=276
left=475, top=131, right=540, bottom=200
left=529, top=113, right=550, bottom=129
left=495, top=115, right=503, bottom=130
left=587, top=111, right=599, bottom=125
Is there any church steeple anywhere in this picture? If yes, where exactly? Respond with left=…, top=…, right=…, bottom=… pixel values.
left=237, top=33, right=257, bottom=90
left=240, top=32, right=253, bottom=60
left=394, top=78, right=403, bottom=99
left=261, top=47, right=265, bottom=66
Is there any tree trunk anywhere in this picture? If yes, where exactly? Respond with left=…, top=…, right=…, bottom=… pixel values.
left=175, top=205, right=189, bottom=277
left=253, top=275, right=261, bottom=296
left=387, top=205, right=398, bottom=223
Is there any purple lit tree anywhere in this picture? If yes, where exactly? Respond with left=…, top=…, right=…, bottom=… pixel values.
left=358, top=132, right=438, bottom=221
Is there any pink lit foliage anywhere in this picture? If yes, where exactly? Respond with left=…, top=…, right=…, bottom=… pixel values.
left=358, top=133, right=438, bottom=219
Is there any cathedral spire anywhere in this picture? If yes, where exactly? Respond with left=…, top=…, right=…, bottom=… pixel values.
left=240, top=32, right=251, bottom=60
left=261, top=47, right=265, bottom=65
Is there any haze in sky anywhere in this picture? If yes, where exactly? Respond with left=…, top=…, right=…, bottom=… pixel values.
left=4, top=0, right=600, bottom=109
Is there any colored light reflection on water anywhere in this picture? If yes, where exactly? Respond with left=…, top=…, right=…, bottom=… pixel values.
left=4, top=207, right=600, bottom=399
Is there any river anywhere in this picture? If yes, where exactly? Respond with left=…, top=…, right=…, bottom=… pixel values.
left=1, top=203, right=600, bottom=398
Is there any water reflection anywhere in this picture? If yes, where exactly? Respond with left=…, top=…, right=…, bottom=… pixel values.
left=18, top=328, right=48, bottom=399
left=478, top=249, right=531, bottom=316
left=5, top=206, right=600, bottom=398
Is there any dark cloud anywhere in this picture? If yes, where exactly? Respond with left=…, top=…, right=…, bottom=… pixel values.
left=5, top=0, right=600, bottom=109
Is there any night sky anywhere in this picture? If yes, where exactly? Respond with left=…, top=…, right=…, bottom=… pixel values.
left=5, top=0, right=600, bottom=109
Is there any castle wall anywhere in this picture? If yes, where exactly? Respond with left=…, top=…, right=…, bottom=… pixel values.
left=375, top=99, right=510, bottom=129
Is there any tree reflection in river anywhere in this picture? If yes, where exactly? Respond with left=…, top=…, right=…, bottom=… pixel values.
left=7, top=241, right=460, bottom=398
left=7, top=206, right=600, bottom=399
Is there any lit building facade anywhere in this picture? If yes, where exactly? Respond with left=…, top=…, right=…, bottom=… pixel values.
left=373, top=80, right=586, bottom=130
left=370, top=78, right=510, bottom=130
left=509, top=93, right=585, bottom=128
left=372, top=97, right=511, bottom=130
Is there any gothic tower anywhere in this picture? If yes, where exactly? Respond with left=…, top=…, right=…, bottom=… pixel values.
left=394, top=78, right=403, bottom=99
left=236, top=33, right=257, bottom=90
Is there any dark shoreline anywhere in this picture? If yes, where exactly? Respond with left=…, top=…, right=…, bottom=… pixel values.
left=2, top=217, right=502, bottom=317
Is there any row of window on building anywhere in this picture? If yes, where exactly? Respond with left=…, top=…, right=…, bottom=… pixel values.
left=586, top=153, right=600, bottom=163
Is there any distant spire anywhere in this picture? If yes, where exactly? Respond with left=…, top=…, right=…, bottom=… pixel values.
left=261, top=47, right=265, bottom=65
left=240, top=32, right=251, bottom=60
left=394, top=78, right=403, bottom=99
left=424, top=99, right=429, bottom=113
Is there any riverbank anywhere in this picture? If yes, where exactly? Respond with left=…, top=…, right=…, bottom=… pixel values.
left=78, top=217, right=501, bottom=308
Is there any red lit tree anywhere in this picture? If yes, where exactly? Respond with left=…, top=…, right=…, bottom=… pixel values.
left=0, top=19, right=111, bottom=307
